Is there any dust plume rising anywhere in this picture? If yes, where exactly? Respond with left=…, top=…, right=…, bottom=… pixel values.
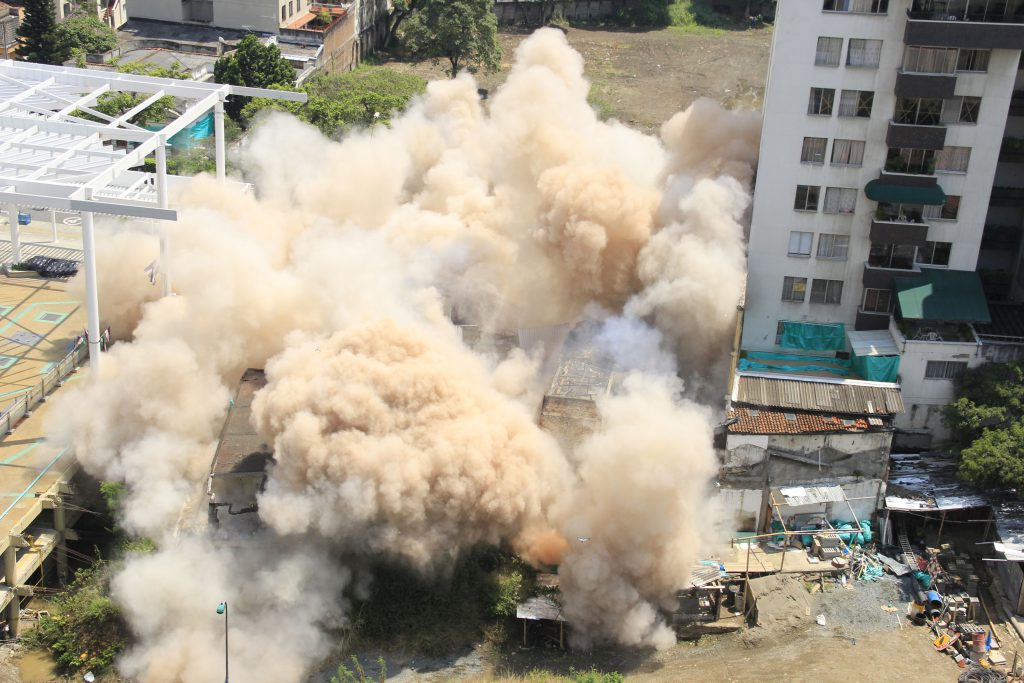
left=43, top=26, right=760, bottom=680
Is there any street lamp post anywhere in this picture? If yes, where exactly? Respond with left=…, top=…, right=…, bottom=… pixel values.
left=216, top=601, right=228, bottom=683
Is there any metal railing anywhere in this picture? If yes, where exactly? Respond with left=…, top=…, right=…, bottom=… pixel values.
left=0, top=344, right=88, bottom=437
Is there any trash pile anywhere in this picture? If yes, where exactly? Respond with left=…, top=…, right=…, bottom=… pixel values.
left=19, top=255, right=79, bottom=278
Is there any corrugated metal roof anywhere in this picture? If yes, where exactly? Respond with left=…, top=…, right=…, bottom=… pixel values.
left=516, top=596, right=565, bottom=622
left=734, top=373, right=904, bottom=415
left=727, top=406, right=889, bottom=434
left=994, top=502, right=1024, bottom=559
left=778, top=485, right=846, bottom=506
left=885, top=452, right=988, bottom=512
left=848, top=329, right=899, bottom=357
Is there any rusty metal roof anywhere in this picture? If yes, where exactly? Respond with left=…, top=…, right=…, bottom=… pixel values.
left=727, top=406, right=891, bottom=435
left=734, top=373, right=904, bottom=416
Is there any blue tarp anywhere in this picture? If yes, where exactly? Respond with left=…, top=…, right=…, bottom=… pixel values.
left=148, top=112, right=214, bottom=150
left=780, top=321, right=846, bottom=351
left=851, top=353, right=900, bottom=382
left=738, top=350, right=853, bottom=376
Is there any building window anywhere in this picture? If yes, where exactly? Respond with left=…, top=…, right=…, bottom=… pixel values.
left=862, top=288, right=893, bottom=313
left=808, top=88, right=835, bottom=116
left=810, top=279, right=844, bottom=304
left=289, top=1, right=294, bottom=17
left=794, top=185, right=820, bottom=211
left=925, top=360, right=967, bottom=380
left=957, top=49, right=990, bottom=73
left=941, top=96, right=980, bottom=124
left=782, top=277, right=808, bottom=302
left=902, top=45, right=957, bottom=74
left=838, top=90, right=873, bottom=118
left=282, top=5, right=287, bottom=20
left=801, top=137, right=827, bottom=163
left=817, top=234, right=850, bottom=260
left=935, top=146, right=971, bottom=173
left=816, top=37, right=843, bottom=66
left=916, top=241, right=952, bottom=266
left=922, top=195, right=960, bottom=221
left=847, top=39, right=882, bottom=68
left=869, top=242, right=916, bottom=269
left=894, top=97, right=943, bottom=126
left=885, top=147, right=935, bottom=175
left=823, top=187, right=857, bottom=214
left=789, top=231, right=813, bottom=256
left=822, top=0, right=889, bottom=12
left=831, top=139, right=865, bottom=166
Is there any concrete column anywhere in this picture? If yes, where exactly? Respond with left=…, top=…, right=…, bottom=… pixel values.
left=53, top=498, right=67, bottom=587
left=214, top=100, right=226, bottom=183
left=155, top=137, right=172, bottom=297
left=49, top=209, right=57, bottom=243
left=6, top=204, right=19, bottom=264
left=81, top=204, right=102, bottom=373
left=3, top=544, right=17, bottom=635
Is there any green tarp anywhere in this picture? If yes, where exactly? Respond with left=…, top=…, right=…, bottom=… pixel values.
left=864, top=179, right=946, bottom=205
left=851, top=353, right=900, bottom=382
left=779, top=321, right=846, bottom=351
left=894, top=269, right=992, bottom=323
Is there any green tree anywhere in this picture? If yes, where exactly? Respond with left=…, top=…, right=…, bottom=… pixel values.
left=53, top=12, right=117, bottom=64
left=383, top=0, right=419, bottom=48
left=402, top=0, right=501, bottom=78
left=17, top=0, right=60, bottom=64
left=74, top=63, right=185, bottom=127
left=214, top=34, right=296, bottom=120
left=240, top=68, right=426, bottom=136
left=945, top=361, right=1024, bottom=489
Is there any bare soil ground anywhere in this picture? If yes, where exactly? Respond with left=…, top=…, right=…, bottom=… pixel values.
left=380, top=25, right=772, bottom=134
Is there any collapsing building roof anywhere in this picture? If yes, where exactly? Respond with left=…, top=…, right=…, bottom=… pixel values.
left=885, top=452, right=988, bottom=512
left=210, top=369, right=273, bottom=479
left=538, top=352, right=613, bottom=448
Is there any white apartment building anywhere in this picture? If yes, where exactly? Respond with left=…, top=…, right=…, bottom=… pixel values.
left=741, top=0, right=1024, bottom=435
left=54, top=0, right=128, bottom=28
left=127, top=0, right=309, bottom=33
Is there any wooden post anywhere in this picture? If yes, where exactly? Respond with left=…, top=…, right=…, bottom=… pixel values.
left=937, top=511, right=946, bottom=546
left=522, top=619, right=527, bottom=646
left=559, top=621, right=564, bottom=649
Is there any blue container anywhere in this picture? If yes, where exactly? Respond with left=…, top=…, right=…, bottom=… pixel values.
left=16, top=212, right=30, bottom=226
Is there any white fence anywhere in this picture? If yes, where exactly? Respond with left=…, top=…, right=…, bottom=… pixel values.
left=0, top=344, right=88, bottom=436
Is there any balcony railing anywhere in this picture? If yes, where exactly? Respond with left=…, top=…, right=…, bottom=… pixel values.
left=907, top=9, right=1024, bottom=23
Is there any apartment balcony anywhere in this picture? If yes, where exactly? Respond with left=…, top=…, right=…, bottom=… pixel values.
left=855, top=310, right=892, bottom=331
left=894, top=72, right=956, bottom=99
left=863, top=262, right=922, bottom=290
left=887, top=121, right=947, bottom=150
left=870, top=218, right=929, bottom=246
left=865, top=173, right=944, bottom=207
left=905, top=5, right=1024, bottom=49
left=890, top=316, right=979, bottom=349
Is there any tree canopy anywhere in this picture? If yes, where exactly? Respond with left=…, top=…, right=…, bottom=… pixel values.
left=240, top=68, right=426, bottom=137
left=87, top=63, right=187, bottom=127
left=945, top=361, right=1024, bottom=490
left=17, top=0, right=59, bottom=64
left=54, top=13, right=118, bottom=64
left=402, top=0, right=501, bottom=78
left=214, top=35, right=297, bottom=120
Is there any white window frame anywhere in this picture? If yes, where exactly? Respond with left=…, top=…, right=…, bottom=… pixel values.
left=794, top=185, right=820, bottom=212
left=810, top=279, right=844, bottom=304
left=831, top=139, right=865, bottom=166
left=788, top=231, right=813, bottom=257
left=862, top=288, right=893, bottom=313
left=823, top=187, right=857, bottom=215
left=816, top=37, right=843, bottom=66
left=902, top=46, right=957, bottom=74
left=956, top=49, right=990, bottom=73
left=847, top=39, right=882, bottom=68
left=935, top=146, right=971, bottom=173
left=941, top=96, right=980, bottom=125
left=925, top=360, right=967, bottom=380
left=801, top=137, right=828, bottom=163
left=915, top=241, right=952, bottom=266
left=808, top=88, right=835, bottom=116
left=782, top=276, right=808, bottom=302
left=817, top=233, right=850, bottom=260
left=838, top=90, right=873, bottom=118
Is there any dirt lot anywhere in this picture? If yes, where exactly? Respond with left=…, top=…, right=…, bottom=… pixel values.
left=381, top=25, right=772, bottom=134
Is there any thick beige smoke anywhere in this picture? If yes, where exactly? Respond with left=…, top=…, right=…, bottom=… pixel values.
left=44, top=26, right=760, bottom=680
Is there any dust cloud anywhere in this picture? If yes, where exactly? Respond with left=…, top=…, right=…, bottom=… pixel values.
left=46, top=27, right=759, bottom=680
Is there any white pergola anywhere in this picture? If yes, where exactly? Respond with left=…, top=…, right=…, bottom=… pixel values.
left=0, top=60, right=306, bottom=371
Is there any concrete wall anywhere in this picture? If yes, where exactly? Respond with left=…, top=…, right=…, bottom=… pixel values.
left=493, top=0, right=615, bottom=25
left=717, top=478, right=885, bottom=535
left=128, top=0, right=287, bottom=32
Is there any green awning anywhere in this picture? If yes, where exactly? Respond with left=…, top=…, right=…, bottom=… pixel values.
left=865, top=179, right=946, bottom=205
left=895, top=269, right=992, bottom=323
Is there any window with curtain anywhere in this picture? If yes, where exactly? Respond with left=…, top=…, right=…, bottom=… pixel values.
left=838, top=90, right=873, bottom=117
left=817, top=234, right=850, bottom=260
left=922, top=196, right=961, bottom=220
left=885, top=147, right=935, bottom=174
left=782, top=276, right=808, bottom=302
left=902, top=45, right=957, bottom=74
left=816, top=37, right=843, bottom=66
left=869, top=242, right=916, bottom=269
left=831, top=139, right=865, bottom=165
left=808, top=88, right=835, bottom=115
left=801, top=137, right=828, bottom=163
left=788, top=231, right=813, bottom=256
left=936, top=146, right=970, bottom=173
left=925, top=360, right=966, bottom=380
left=847, top=39, right=882, bottom=67
left=823, top=0, right=889, bottom=12
left=941, top=96, right=981, bottom=124
left=823, top=187, right=857, bottom=214
left=810, top=279, right=844, bottom=304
